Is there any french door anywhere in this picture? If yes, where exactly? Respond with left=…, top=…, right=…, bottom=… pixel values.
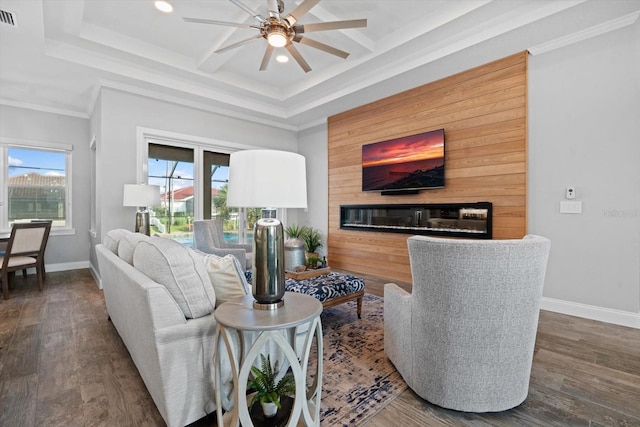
left=145, top=140, right=262, bottom=245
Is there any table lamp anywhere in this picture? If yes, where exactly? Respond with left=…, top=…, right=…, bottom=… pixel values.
left=227, top=150, right=307, bottom=310
left=123, top=184, right=161, bottom=236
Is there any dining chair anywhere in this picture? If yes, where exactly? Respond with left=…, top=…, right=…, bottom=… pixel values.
left=27, top=219, right=52, bottom=279
left=1, top=221, right=52, bottom=300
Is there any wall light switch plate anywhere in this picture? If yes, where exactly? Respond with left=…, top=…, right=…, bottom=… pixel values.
left=560, top=201, right=582, bottom=214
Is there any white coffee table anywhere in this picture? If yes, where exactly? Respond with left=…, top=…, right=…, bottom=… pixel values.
left=214, top=291, right=323, bottom=427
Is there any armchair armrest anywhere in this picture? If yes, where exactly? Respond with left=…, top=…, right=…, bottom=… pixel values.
left=383, top=283, right=413, bottom=383
left=226, top=242, right=252, bottom=252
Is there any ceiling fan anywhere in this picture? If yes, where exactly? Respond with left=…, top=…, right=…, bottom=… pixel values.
left=183, top=0, right=367, bottom=73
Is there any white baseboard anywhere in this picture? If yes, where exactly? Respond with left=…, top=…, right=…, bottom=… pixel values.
left=45, top=261, right=90, bottom=272
left=25, top=261, right=101, bottom=288
left=89, top=262, right=103, bottom=289
left=540, top=297, right=640, bottom=329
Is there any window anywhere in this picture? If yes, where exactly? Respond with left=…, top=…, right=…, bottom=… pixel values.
left=148, top=144, right=195, bottom=244
left=1, top=141, right=72, bottom=232
left=138, top=128, right=283, bottom=246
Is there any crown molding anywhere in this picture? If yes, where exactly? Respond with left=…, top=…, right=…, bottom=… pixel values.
left=0, top=99, right=89, bottom=119
left=98, top=80, right=299, bottom=132
left=528, top=11, right=640, bottom=56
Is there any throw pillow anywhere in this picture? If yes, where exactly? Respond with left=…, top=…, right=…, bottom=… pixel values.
left=133, top=237, right=216, bottom=319
left=201, top=254, right=248, bottom=307
left=117, top=232, right=150, bottom=265
left=103, top=229, right=132, bottom=254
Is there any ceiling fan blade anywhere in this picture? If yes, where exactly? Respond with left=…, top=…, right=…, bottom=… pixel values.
left=285, top=43, right=311, bottom=73
left=259, top=45, right=275, bottom=71
left=284, top=0, right=320, bottom=26
left=295, top=19, right=367, bottom=33
left=183, top=17, right=255, bottom=29
left=229, top=0, right=266, bottom=23
left=215, top=34, right=263, bottom=54
left=293, top=35, right=349, bottom=59
left=267, top=0, right=280, bottom=19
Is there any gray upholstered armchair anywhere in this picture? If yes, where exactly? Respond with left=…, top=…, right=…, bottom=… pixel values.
left=384, top=234, right=551, bottom=412
left=193, top=219, right=253, bottom=270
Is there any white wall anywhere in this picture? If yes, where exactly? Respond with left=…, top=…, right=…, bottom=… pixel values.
left=95, top=89, right=298, bottom=235
left=300, top=25, right=640, bottom=327
left=529, top=23, right=640, bottom=325
left=297, top=124, right=329, bottom=257
left=0, top=105, right=92, bottom=268
left=90, top=89, right=298, bottom=278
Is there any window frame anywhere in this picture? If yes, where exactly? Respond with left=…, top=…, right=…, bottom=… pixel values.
left=0, top=137, right=74, bottom=236
left=136, top=127, right=288, bottom=238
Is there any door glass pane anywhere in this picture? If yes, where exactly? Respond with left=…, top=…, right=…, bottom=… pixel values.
left=203, top=151, right=261, bottom=245
left=148, top=144, right=194, bottom=246
left=7, top=147, right=67, bottom=227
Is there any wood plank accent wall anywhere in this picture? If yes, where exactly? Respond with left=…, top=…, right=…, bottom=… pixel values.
left=327, top=52, right=528, bottom=283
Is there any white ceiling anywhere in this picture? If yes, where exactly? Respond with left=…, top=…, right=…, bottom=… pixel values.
left=1, top=0, right=639, bottom=130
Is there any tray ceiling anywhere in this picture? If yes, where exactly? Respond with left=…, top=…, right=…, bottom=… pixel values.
left=0, top=0, right=638, bottom=129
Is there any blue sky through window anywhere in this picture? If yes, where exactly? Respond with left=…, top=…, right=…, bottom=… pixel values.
left=8, top=147, right=65, bottom=177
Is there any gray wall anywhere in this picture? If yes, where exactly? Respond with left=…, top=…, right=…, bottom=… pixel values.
left=529, top=23, right=640, bottom=315
left=0, top=105, right=91, bottom=269
left=90, top=88, right=299, bottom=278
left=298, top=24, right=640, bottom=323
left=297, top=124, right=329, bottom=257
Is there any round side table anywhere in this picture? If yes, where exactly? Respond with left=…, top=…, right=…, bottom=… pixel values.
left=214, top=291, right=323, bottom=427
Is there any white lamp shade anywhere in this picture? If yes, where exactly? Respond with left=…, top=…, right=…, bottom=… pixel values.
left=227, top=150, right=307, bottom=209
left=123, top=184, right=161, bottom=207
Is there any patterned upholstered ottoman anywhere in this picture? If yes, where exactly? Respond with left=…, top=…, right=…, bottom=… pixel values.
left=285, top=272, right=365, bottom=318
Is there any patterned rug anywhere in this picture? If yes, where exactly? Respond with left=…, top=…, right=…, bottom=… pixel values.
left=317, top=294, right=407, bottom=426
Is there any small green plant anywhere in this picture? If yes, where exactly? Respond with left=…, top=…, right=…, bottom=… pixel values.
left=306, top=256, right=322, bottom=269
left=301, top=228, right=323, bottom=253
left=247, top=354, right=295, bottom=408
left=284, top=224, right=309, bottom=239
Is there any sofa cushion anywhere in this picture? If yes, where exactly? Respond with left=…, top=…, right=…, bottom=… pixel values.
left=201, top=254, right=249, bottom=307
left=103, top=229, right=132, bottom=254
left=133, top=237, right=216, bottom=319
left=118, top=232, right=151, bottom=265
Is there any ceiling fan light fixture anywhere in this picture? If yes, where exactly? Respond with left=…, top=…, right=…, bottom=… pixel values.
left=154, top=0, right=173, bottom=13
left=276, top=54, right=289, bottom=63
left=267, top=28, right=288, bottom=47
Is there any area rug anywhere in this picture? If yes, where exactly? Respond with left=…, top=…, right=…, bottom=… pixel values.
left=317, top=294, right=407, bottom=426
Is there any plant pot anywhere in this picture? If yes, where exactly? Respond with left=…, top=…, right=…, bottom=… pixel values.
left=261, top=401, right=278, bottom=418
left=285, top=237, right=305, bottom=271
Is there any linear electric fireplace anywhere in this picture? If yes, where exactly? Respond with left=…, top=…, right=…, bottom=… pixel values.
left=340, top=202, right=492, bottom=239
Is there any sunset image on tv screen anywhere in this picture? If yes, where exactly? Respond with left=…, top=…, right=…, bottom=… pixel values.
left=362, top=129, right=444, bottom=191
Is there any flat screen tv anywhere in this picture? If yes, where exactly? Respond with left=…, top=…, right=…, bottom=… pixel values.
left=362, top=128, right=445, bottom=193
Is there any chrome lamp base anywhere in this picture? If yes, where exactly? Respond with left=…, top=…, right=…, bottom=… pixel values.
left=135, top=210, right=151, bottom=236
left=252, top=217, right=286, bottom=309
left=252, top=300, right=285, bottom=310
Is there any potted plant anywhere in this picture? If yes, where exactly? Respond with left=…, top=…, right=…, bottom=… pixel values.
left=247, top=354, right=296, bottom=418
left=301, top=227, right=323, bottom=258
left=284, top=224, right=308, bottom=239
left=305, top=255, right=323, bottom=269
left=284, top=225, right=309, bottom=271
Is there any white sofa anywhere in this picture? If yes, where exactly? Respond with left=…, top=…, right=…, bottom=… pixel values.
left=96, top=230, right=302, bottom=427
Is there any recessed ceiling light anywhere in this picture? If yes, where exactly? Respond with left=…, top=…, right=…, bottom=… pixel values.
left=276, top=55, right=289, bottom=63
left=154, top=1, right=173, bottom=13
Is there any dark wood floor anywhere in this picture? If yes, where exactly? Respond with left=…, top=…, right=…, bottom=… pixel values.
left=0, top=269, right=639, bottom=426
